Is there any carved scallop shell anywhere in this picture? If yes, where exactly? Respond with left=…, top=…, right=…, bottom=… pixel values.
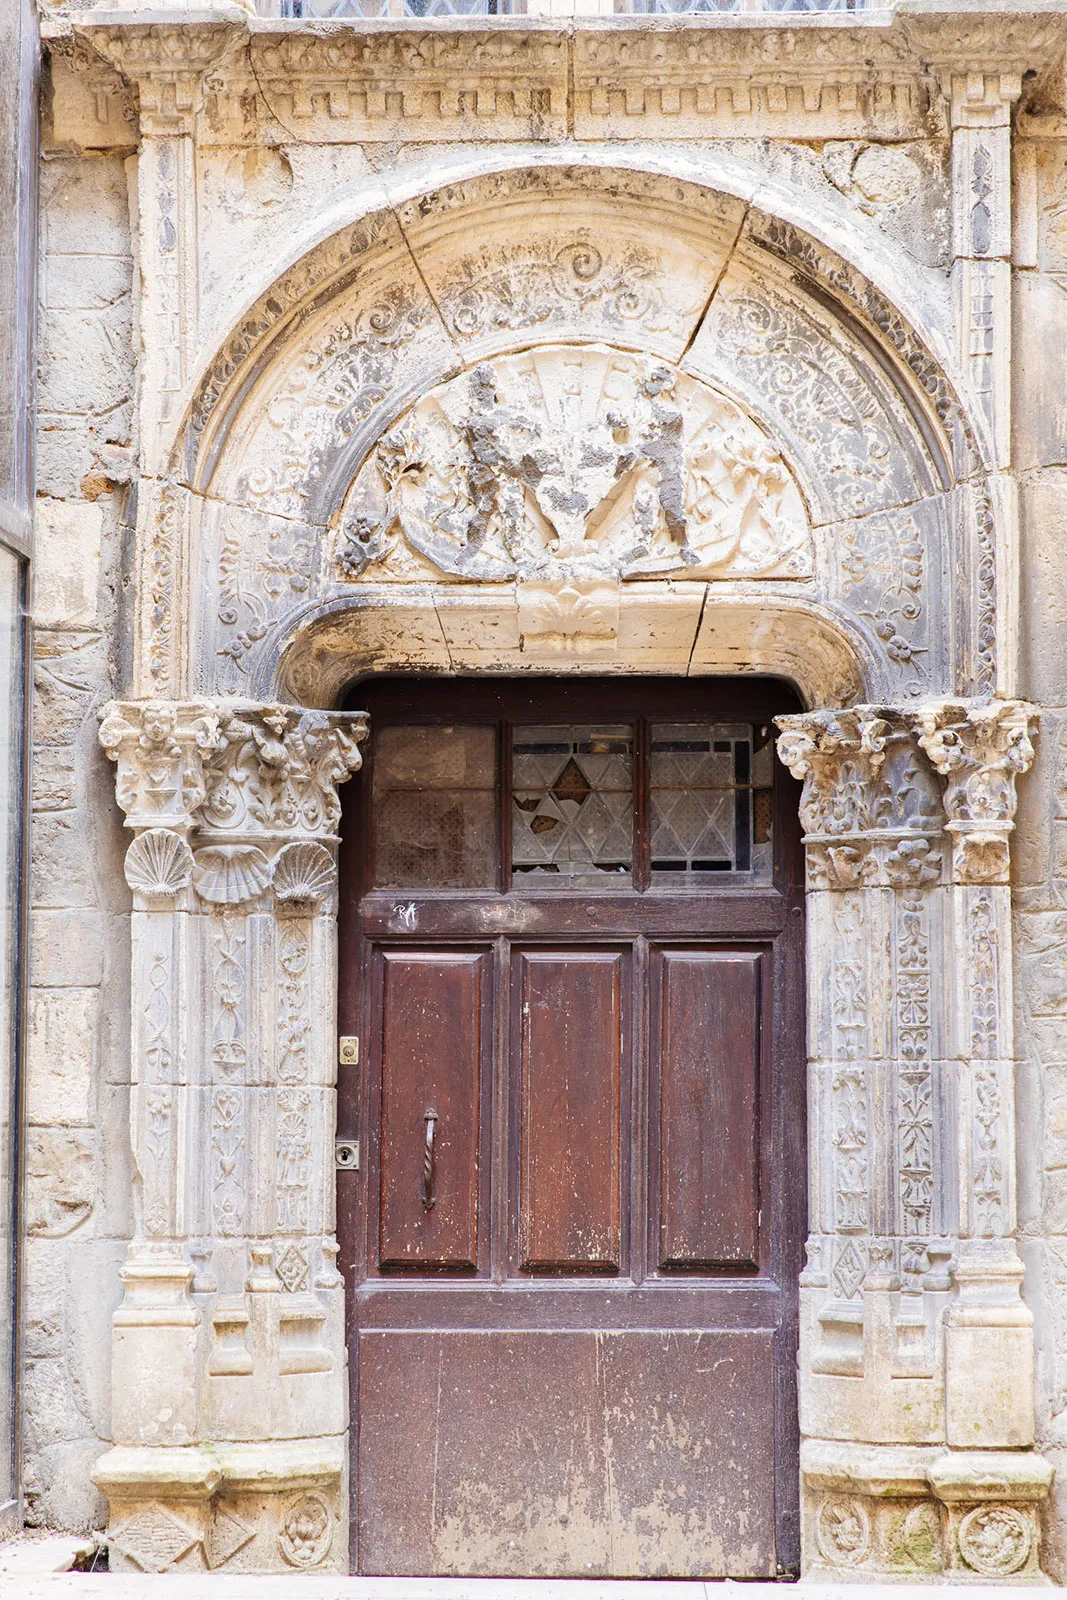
left=192, top=844, right=271, bottom=905
left=124, top=828, right=194, bottom=898
left=273, top=842, right=336, bottom=904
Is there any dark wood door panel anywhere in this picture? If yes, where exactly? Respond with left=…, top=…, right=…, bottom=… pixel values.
left=515, top=948, right=625, bottom=1274
left=654, top=947, right=763, bottom=1273
left=378, top=950, right=485, bottom=1272
left=357, top=1328, right=778, bottom=1577
left=341, top=678, right=806, bottom=1578
left=357, top=891, right=788, bottom=940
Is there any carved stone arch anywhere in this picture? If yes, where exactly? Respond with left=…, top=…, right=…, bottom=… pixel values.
left=148, top=159, right=995, bottom=710
left=263, top=590, right=876, bottom=713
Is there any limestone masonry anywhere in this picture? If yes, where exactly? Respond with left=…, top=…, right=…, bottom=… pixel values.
left=23, top=0, right=1067, bottom=1579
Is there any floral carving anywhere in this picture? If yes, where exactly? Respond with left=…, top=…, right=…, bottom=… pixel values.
left=201, top=705, right=368, bottom=840
left=279, top=1493, right=332, bottom=1569
left=123, top=829, right=194, bottom=898
left=776, top=708, right=943, bottom=887
left=337, top=345, right=811, bottom=585
left=917, top=698, right=1036, bottom=883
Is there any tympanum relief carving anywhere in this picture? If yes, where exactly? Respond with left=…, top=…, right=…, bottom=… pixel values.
left=335, top=345, right=812, bottom=586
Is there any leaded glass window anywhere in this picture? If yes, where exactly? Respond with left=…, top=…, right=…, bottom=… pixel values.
left=650, top=723, right=774, bottom=885
left=512, top=725, right=633, bottom=885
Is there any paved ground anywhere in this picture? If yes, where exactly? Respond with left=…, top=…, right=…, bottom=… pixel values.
left=0, top=1581, right=1051, bottom=1597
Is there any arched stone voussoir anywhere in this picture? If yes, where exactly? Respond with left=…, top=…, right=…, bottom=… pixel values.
left=162, top=158, right=992, bottom=706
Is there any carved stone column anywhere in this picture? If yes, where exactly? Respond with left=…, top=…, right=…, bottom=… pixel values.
left=93, top=700, right=367, bottom=1575
left=916, top=699, right=1037, bottom=1449
left=779, top=699, right=1052, bottom=1583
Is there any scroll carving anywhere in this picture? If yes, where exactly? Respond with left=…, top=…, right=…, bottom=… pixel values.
left=99, top=701, right=221, bottom=832
left=916, top=698, right=1036, bottom=883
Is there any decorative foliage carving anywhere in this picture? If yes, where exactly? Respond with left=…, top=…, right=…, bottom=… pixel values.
left=211, top=1090, right=244, bottom=1237
left=201, top=705, right=368, bottom=840
left=276, top=1089, right=311, bottom=1234
left=916, top=698, right=1036, bottom=883
left=274, top=842, right=336, bottom=904
left=338, top=345, right=811, bottom=585
left=211, top=920, right=247, bottom=1073
left=957, top=1505, right=1031, bottom=1576
left=100, top=701, right=222, bottom=831
left=776, top=707, right=943, bottom=887
left=124, top=829, right=194, bottom=899
left=277, top=923, right=311, bottom=1085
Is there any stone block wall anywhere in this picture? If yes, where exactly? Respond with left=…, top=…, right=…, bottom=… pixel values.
left=23, top=128, right=134, bottom=1531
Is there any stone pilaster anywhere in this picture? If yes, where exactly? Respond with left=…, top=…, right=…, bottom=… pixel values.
left=86, top=24, right=243, bottom=698
left=917, top=698, right=1038, bottom=1449
left=94, top=700, right=367, bottom=1575
left=778, top=698, right=1051, bottom=1582
left=940, top=65, right=1020, bottom=698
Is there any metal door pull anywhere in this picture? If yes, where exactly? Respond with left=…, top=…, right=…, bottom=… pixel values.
left=422, top=1109, right=438, bottom=1212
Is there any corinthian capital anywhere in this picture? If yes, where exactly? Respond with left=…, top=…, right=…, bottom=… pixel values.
left=915, top=698, right=1036, bottom=884
left=199, top=701, right=369, bottom=841
left=777, top=707, right=945, bottom=890
left=99, top=700, right=222, bottom=831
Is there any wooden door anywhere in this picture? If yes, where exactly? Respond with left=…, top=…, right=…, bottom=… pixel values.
left=337, top=678, right=805, bottom=1578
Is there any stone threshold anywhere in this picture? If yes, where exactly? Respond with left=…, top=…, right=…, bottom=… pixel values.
left=0, top=1581, right=1052, bottom=1597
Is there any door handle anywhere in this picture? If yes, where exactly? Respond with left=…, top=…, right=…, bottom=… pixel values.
left=422, top=1109, right=438, bottom=1212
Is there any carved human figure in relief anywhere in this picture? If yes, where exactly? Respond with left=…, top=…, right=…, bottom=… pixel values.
left=336, top=343, right=812, bottom=584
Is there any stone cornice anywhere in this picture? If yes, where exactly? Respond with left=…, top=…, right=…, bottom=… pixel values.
left=59, top=8, right=1067, bottom=143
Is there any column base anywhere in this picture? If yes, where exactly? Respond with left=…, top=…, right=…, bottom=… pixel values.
left=802, top=1441, right=1054, bottom=1582
left=92, top=1438, right=346, bottom=1574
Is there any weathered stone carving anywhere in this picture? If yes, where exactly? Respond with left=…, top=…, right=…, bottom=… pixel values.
left=776, top=707, right=943, bottom=889
left=278, top=1492, right=333, bottom=1569
left=123, top=828, right=195, bottom=899
left=915, top=698, right=1035, bottom=883
left=815, top=1494, right=871, bottom=1567
left=201, top=706, right=368, bottom=840
left=99, top=701, right=222, bottom=832
left=337, top=345, right=811, bottom=586
left=956, top=1504, right=1031, bottom=1576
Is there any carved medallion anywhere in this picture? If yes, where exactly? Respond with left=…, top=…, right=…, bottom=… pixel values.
left=815, top=1494, right=871, bottom=1566
left=337, top=344, right=811, bottom=585
left=957, top=1504, right=1031, bottom=1576
left=278, top=1492, right=333, bottom=1568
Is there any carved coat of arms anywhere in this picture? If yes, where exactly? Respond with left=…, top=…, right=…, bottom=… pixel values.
left=335, top=344, right=812, bottom=584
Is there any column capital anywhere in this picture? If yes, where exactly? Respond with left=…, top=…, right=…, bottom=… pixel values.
left=77, top=18, right=247, bottom=137
left=199, top=700, right=369, bottom=844
left=915, top=698, right=1036, bottom=884
left=99, top=699, right=223, bottom=833
left=775, top=706, right=943, bottom=890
